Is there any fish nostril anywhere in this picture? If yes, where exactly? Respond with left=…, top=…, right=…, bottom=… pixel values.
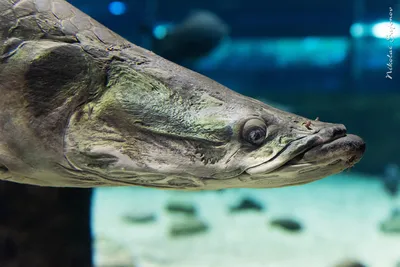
left=335, top=125, right=347, bottom=138
left=317, top=124, right=347, bottom=143
left=329, top=124, right=347, bottom=141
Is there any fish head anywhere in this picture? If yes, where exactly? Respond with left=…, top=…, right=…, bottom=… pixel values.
left=65, top=56, right=365, bottom=189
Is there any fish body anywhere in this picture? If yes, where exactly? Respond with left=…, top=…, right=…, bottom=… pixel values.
left=0, top=0, right=365, bottom=189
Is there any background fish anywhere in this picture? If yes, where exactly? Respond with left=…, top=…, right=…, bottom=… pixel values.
left=144, top=10, right=229, bottom=64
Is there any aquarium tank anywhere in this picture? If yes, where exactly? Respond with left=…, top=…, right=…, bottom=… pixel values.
left=0, top=0, right=399, bottom=267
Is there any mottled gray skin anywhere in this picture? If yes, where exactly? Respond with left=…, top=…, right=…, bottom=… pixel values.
left=0, top=0, right=365, bottom=189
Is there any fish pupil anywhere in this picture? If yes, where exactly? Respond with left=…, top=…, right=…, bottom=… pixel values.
left=248, top=128, right=265, bottom=144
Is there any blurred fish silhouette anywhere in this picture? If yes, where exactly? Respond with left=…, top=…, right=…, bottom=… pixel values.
left=142, top=10, right=229, bottom=64
left=382, top=163, right=399, bottom=197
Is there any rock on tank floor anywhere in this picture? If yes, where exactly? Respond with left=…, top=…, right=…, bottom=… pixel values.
left=92, top=173, right=400, bottom=267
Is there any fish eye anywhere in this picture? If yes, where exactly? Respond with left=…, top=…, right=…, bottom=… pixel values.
left=242, top=118, right=267, bottom=146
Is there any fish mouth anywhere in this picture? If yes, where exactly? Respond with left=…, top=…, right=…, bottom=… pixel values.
left=279, top=134, right=365, bottom=169
left=246, top=125, right=366, bottom=175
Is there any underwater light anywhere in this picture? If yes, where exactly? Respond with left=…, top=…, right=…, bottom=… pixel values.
left=371, top=21, right=400, bottom=39
left=349, top=23, right=365, bottom=38
left=108, top=1, right=126, bottom=16
left=152, top=24, right=174, bottom=40
left=303, top=37, right=320, bottom=50
left=153, top=25, right=168, bottom=40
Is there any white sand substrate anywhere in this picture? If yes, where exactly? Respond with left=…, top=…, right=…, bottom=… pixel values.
left=92, top=173, right=400, bottom=267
